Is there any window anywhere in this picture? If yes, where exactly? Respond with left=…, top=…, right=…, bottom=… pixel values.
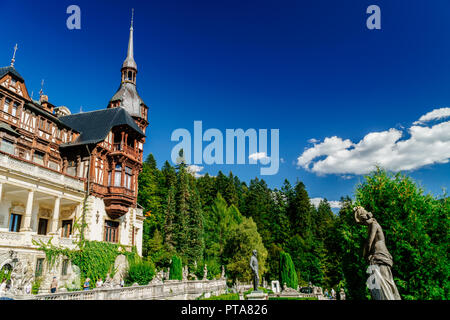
left=0, top=138, right=14, bottom=154
left=61, top=220, right=72, bottom=238
left=61, top=259, right=69, bottom=276
left=35, top=258, right=44, bottom=277
left=114, top=164, right=122, bottom=187
left=37, top=218, right=48, bottom=235
left=125, top=167, right=132, bottom=189
left=3, top=98, right=10, bottom=113
left=9, top=213, right=22, bottom=232
left=104, top=221, right=119, bottom=243
left=33, top=151, right=45, bottom=165
left=11, top=102, right=18, bottom=117
left=10, top=78, right=16, bottom=86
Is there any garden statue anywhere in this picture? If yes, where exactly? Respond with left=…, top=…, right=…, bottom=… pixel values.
left=203, top=264, right=208, bottom=280
left=182, top=266, right=188, bottom=281
left=354, top=206, right=401, bottom=300
left=249, top=250, right=259, bottom=291
left=221, top=265, right=226, bottom=279
left=339, top=288, right=346, bottom=300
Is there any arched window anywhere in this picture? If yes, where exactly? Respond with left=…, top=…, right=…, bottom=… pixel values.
left=127, top=71, right=133, bottom=81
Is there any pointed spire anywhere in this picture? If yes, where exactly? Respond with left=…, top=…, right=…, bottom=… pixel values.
left=122, top=8, right=137, bottom=70
left=11, top=44, right=18, bottom=67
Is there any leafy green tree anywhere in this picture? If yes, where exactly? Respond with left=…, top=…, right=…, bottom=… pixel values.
left=223, top=217, right=268, bottom=282
left=280, top=251, right=298, bottom=289
left=353, top=169, right=449, bottom=300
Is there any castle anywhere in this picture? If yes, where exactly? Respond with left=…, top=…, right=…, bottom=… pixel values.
left=0, top=14, right=148, bottom=292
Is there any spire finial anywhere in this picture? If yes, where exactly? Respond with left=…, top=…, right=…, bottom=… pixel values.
left=11, top=43, right=18, bottom=67
left=122, top=8, right=137, bottom=71
left=39, top=79, right=45, bottom=96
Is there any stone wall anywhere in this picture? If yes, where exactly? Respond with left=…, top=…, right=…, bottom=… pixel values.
left=31, top=279, right=227, bottom=300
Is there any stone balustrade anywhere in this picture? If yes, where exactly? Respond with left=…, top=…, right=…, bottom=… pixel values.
left=0, top=231, right=77, bottom=249
left=0, top=153, right=84, bottom=191
left=32, top=279, right=227, bottom=300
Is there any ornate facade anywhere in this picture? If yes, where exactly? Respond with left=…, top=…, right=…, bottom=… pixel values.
left=0, top=15, right=147, bottom=293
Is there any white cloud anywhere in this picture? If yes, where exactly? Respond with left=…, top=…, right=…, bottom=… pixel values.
left=413, top=107, right=450, bottom=125
left=308, top=138, right=319, bottom=144
left=187, top=165, right=204, bottom=178
left=249, top=152, right=270, bottom=162
left=310, top=198, right=342, bottom=209
left=297, top=108, right=450, bottom=175
left=280, top=158, right=285, bottom=163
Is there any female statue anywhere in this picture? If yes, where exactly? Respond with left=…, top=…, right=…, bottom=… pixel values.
left=354, top=206, right=401, bottom=300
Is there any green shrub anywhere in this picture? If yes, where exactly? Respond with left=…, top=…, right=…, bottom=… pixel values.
left=169, top=255, right=182, bottom=280
left=201, top=293, right=240, bottom=300
left=280, top=251, right=298, bottom=289
left=125, top=259, right=156, bottom=286
left=31, top=277, right=42, bottom=295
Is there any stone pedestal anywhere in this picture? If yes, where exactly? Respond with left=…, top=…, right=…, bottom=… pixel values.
left=247, top=290, right=268, bottom=300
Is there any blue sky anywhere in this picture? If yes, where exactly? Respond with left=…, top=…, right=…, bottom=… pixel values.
left=1, top=0, right=449, bottom=204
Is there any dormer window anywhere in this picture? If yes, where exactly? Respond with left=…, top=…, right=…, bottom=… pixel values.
left=10, top=78, right=16, bottom=86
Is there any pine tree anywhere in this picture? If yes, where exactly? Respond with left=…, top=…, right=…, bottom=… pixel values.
left=163, top=185, right=176, bottom=251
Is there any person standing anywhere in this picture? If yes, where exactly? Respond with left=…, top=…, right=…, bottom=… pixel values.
left=331, top=288, right=336, bottom=299
left=83, top=278, right=90, bottom=290
left=96, top=278, right=103, bottom=288
left=50, top=277, right=58, bottom=293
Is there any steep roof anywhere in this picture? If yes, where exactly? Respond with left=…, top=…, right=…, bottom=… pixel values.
left=0, top=66, right=24, bottom=82
left=110, top=82, right=144, bottom=118
left=59, top=107, right=145, bottom=147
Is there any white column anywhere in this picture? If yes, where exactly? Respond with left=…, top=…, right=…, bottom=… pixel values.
left=49, top=196, right=61, bottom=235
left=0, top=182, right=3, bottom=201
left=20, top=189, right=34, bottom=232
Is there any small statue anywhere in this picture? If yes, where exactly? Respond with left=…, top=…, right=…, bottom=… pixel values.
left=203, top=264, right=208, bottom=280
left=221, top=265, right=226, bottom=279
left=354, top=206, right=401, bottom=300
left=339, top=288, right=346, bottom=300
left=182, top=266, right=188, bottom=281
left=249, top=250, right=259, bottom=291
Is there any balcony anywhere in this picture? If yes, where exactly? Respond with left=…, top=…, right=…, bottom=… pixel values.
left=103, top=186, right=135, bottom=219
left=111, top=143, right=141, bottom=161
